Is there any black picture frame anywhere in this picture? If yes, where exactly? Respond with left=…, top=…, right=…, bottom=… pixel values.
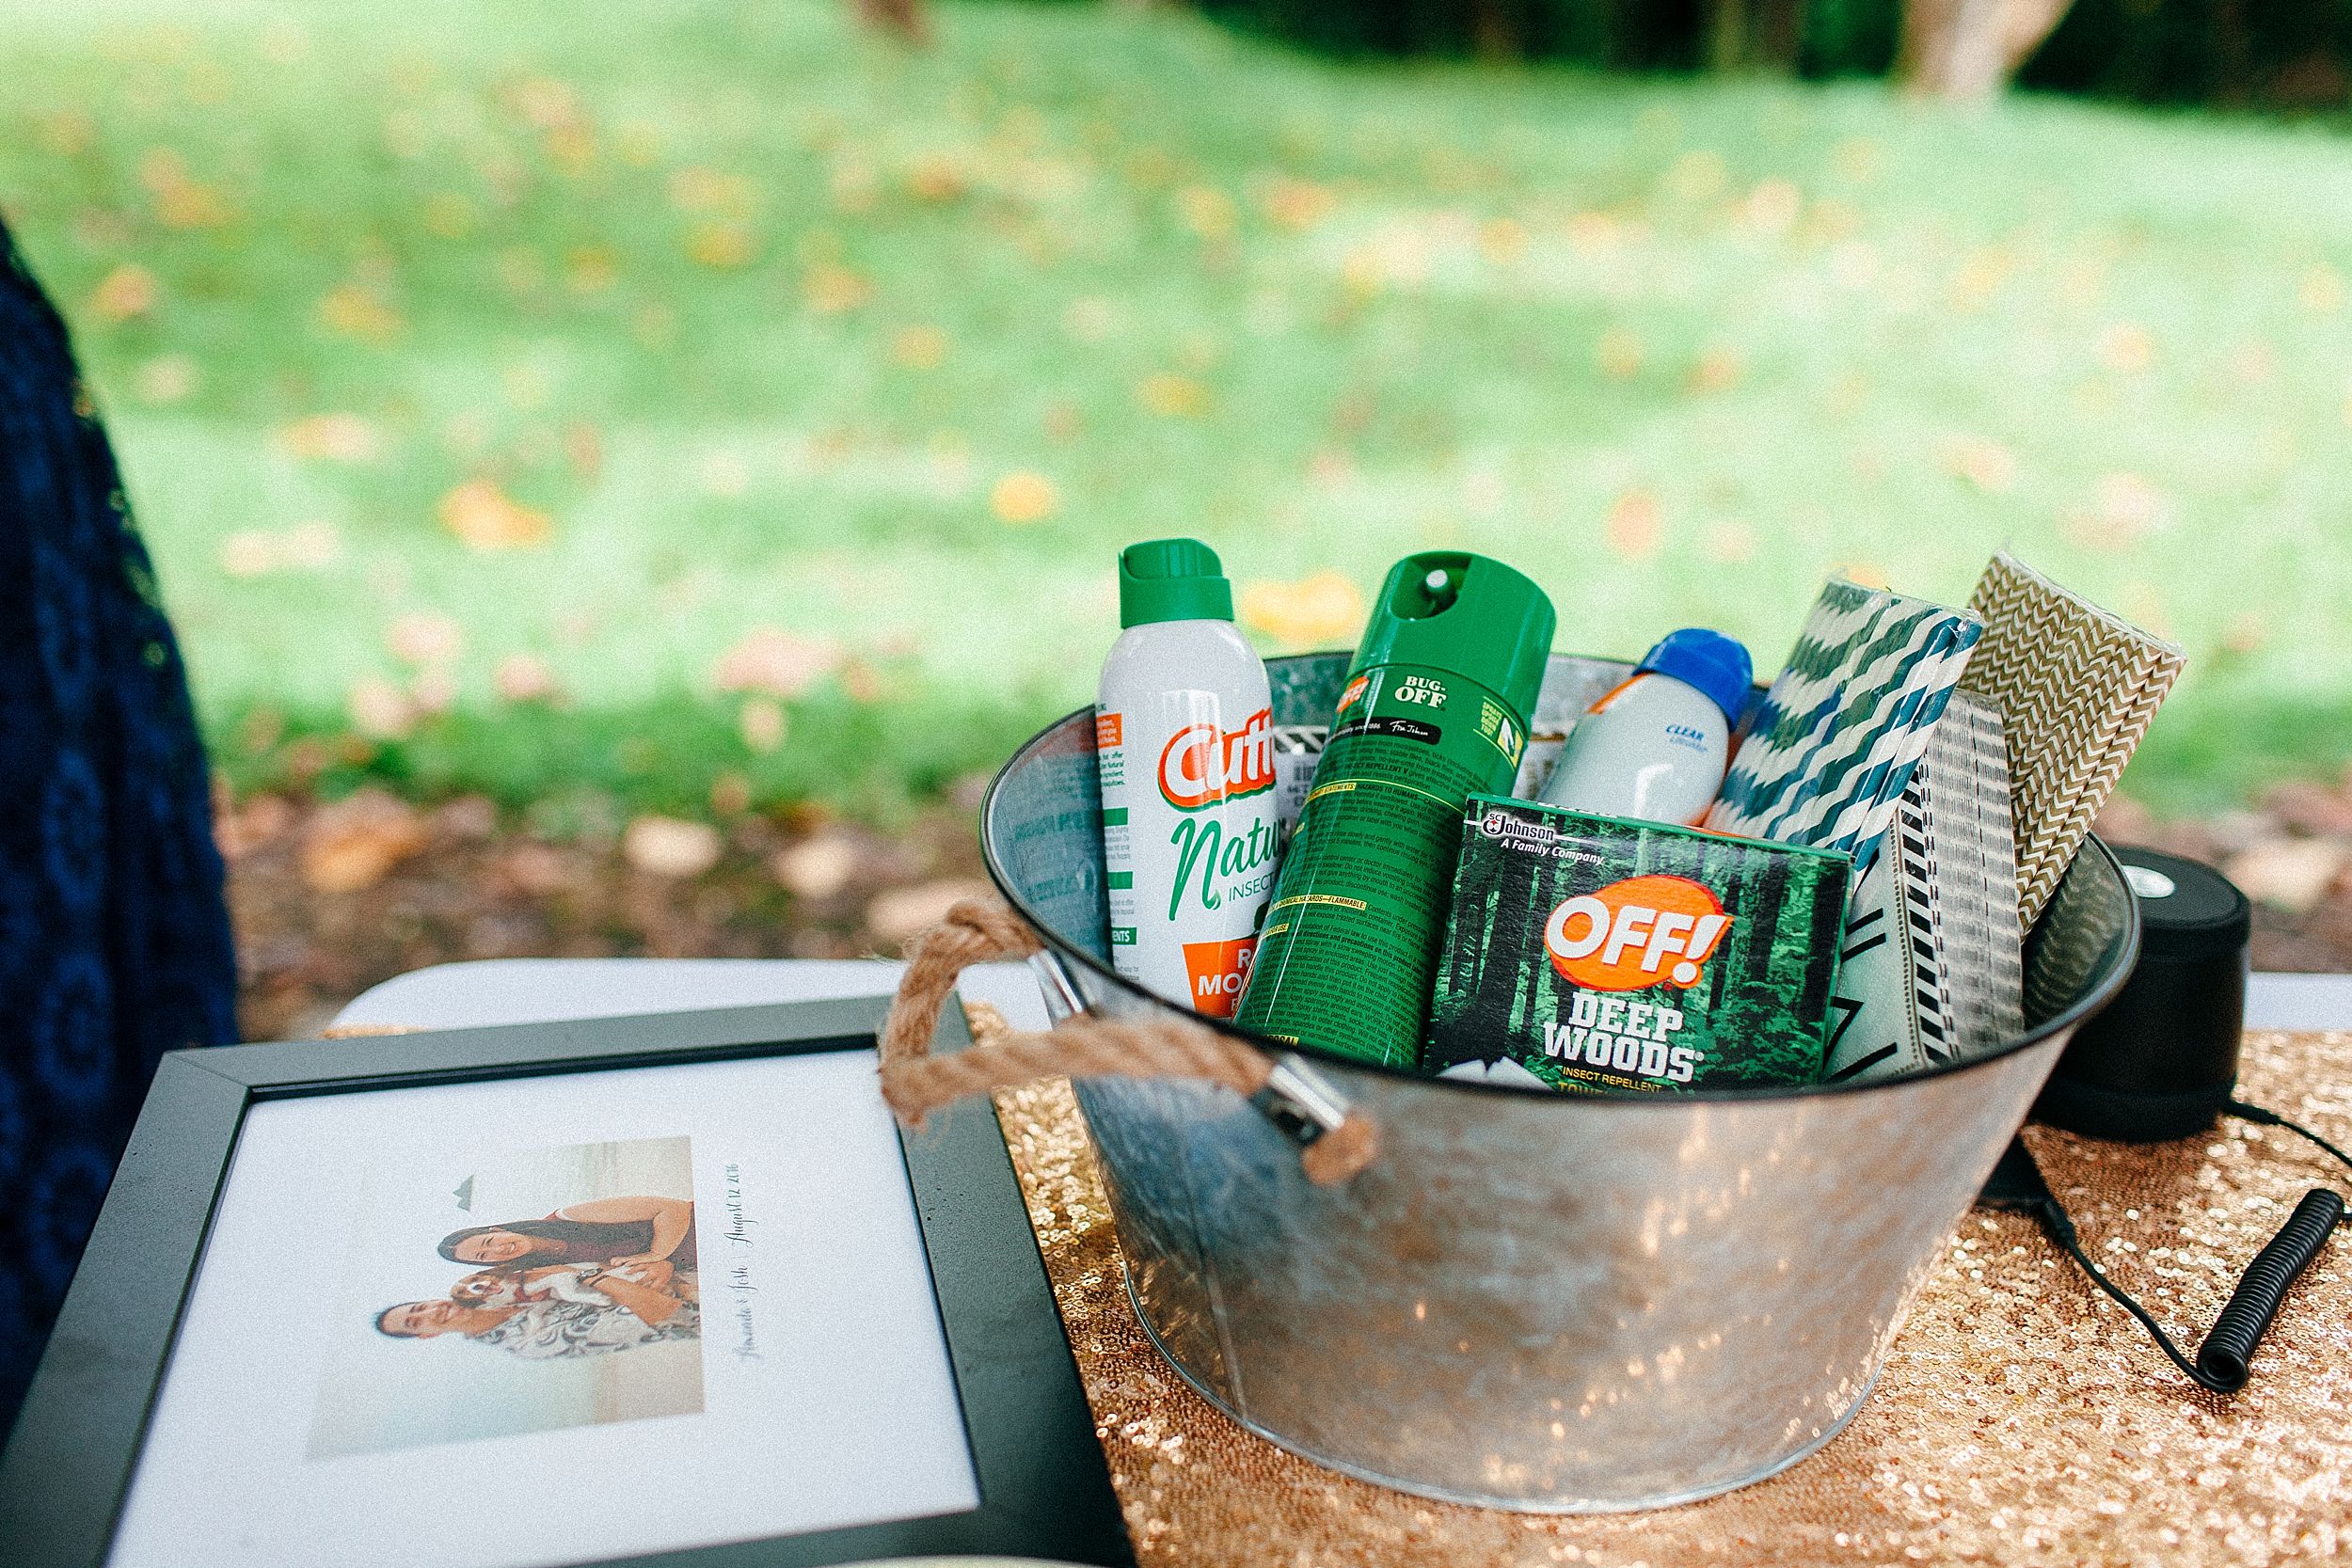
left=0, top=994, right=1133, bottom=1568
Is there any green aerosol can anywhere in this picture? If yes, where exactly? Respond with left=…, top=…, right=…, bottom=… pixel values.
left=1235, top=551, right=1555, bottom=1068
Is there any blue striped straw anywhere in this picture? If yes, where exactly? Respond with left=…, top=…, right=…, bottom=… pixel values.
left=1705, top=578, right=1984, bottom=878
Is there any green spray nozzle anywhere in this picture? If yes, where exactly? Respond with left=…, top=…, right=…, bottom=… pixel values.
left=1401, top=555, right=1467, bottom=618
left=1352, top=551, right=1556, bottom=718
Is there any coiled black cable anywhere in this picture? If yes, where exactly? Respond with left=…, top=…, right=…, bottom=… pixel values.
left=2036, top=1199, right=2239, bottom=1393
left=2195, top=1188, right=2347, bottom=1389
left=2022, top=1100, right=2348, bottom=1394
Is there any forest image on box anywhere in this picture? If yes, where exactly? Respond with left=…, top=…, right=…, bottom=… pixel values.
left=1427, top=800, right=1850, bottom=1091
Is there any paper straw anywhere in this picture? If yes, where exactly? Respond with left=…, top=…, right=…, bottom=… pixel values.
left=1706, top=578, right=1984, bottom=879
left=1962, top=552, right=2185, bottom=929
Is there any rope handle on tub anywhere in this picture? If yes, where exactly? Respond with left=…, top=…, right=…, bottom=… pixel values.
left=877, top=897, right=1379, bottom=1185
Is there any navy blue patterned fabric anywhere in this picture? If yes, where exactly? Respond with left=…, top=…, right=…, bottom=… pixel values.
left=0, top=222, right=237, bottom=1433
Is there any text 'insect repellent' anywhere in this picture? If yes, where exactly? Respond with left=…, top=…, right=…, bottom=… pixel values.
left=1096, top=539, right=1277, bottom=1017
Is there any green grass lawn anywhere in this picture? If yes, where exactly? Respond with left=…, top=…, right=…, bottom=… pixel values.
left=3, top=0, right=2349, bottom=822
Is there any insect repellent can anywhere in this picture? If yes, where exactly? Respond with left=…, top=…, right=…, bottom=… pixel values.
left=1234, top=553, right=1554, bottom=1067
left=1096, top=539, right=1279, bottom=1017
left=1425, top=798, right=1851, bottom=1092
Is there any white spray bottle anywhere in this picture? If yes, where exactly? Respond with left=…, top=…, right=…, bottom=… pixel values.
left=1095, top=540, right=1277, bottom=1016
left=1538, top=627, right=1751, bottom=826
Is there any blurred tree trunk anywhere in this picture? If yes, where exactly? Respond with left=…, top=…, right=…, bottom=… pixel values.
left=853, top=0, right=929, bottom=44
left=1708, top=0, right=1809, bottom=71
left=1471, top=0, right=1526, bottom=59
left=1899, top=0, right=2074, bottom=97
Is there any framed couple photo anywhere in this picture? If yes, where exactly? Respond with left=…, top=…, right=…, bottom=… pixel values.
left=0, top=995, right=1131, bottom=1568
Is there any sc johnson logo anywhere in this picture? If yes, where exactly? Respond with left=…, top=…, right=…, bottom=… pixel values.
left=1543, top=875, right=1733, bottom=992
left=1156, top=708, right=1276, bottom=812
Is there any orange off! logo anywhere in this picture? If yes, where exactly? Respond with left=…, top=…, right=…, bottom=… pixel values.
left=1545, top=876, right=1733, bottom=992
left=1183, top=936, right=1256, bottom=1018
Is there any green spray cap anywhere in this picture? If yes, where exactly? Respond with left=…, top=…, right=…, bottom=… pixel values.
left=1350, top=551, right=1556, bottom=718
left=1119, top=537, right=1233, bottom=627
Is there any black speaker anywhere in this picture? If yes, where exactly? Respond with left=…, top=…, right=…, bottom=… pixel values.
left=2033, top=845, right=2251, bottom=1143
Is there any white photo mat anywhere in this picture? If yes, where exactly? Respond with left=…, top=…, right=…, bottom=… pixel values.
left=109, top=1051, right=979, bottom=1568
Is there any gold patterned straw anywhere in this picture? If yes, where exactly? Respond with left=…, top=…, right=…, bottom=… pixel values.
left=1962, top=551, right=2185, bottom=929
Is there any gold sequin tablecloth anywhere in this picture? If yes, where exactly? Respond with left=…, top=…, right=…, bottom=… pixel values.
left=992, top=1031, right=2352, bottom=1567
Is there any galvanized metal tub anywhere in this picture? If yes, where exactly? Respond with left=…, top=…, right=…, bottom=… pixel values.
left=981, top=652, right=2138, bottom=1512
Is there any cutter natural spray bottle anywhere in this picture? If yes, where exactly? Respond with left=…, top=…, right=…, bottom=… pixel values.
left=1235, top=552, right=1555, bottom=1067
left=1096, top=540, right=1278, bottom=1017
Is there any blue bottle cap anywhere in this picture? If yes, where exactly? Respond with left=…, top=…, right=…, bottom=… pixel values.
left=1637, top=627, right=1753, bottom=725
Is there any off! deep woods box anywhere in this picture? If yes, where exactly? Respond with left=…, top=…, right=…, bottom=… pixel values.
left=1425, top=798, right=1851, bottom=1092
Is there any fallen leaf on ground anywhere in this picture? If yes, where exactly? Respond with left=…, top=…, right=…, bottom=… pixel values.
left=505, top=75, right=583, bottom=132
left=2300, top=265, right=2344, bottom=315
left=1604, top=489, right=1662, bottom=561
left=1138, top=372, right=1211, bottom=419
left=2264, top=784, right=2352, bottom=840
left=623, top=816, right=723, bottom=879
left=668, top=167, right=756, bottom=217
left=700, top=449, right=752, bottom=498
left=2098, top=323, right=2154, bottom=373
left=221, top=531, right=278, bottom=578
left=135, top=355, right=199, bottom=404
left=87, top=264, right=160, bottom=325
left=1664, top=150, right=1727, bottom=203
left=216, top=793, right=295, bottom=862
left=866, top=878, right=993, bottom=949
left=1687, top=349, right=1742, bottom=395
left=494, top=653, right=562, bottom=703
left=301, top=789, right=430, bottom=894
left=1240, top=571, right=1364, bottom=649
left=423, top=193, right=477, bottom=238
left=2225, top=837, right=2346, bottom=914
left=1940, top=435, right=2018, bottom=494
left=1257, top=176, right=1333, bottom=230
left=839, top=658, right=887, bottom=705
left=990, top=470, right=1059, bottom=525
left=411, top=669, right=456, bottom=715
left=803, top=261, right=872, bottom=312
left=1479, top=217, right=1526, bottom=263
left=709, top=773, right=752, bottom=816
left=2061, top=472, right=2168, bottom=552
left=387, top=610, right=463, bottom=666
left=1597, top=326, right=1643, bottom=381
left=318, top=283, right=404, bottom=344
left=565, top=245, right=618, bottom=293
left=711, top=627, right=837, bottom=700
left=439, top=479, right=553, bottom=550
left=904, top=156, right=966, bottom=203
left=346, top=676, right=415, bottom=740
left=738, top=696, right=787, bottom=753
left=687, top=222, right=758, bottom=270
left=495, top=842, right=572, bottom=897
left=223, top=523, right=340, bottom=578
left=773, top=832, right=862, bottom=900
left=282, top=520, right=340, bottom=569
left=139, top=148, right=233, bottom=230
left=435, top=796, right=500, bottom=840
left=1176, top=185, right=1236, bottom=242
left=564, top=421, right=605, bottom=480
left=1743, top=178, right=1801, bottom=235
left=1700, top=521, right=1756, bottom=564
left=892, top=325, right=947, bottom=368
left=1063, top=297, right=1119, bottom=341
